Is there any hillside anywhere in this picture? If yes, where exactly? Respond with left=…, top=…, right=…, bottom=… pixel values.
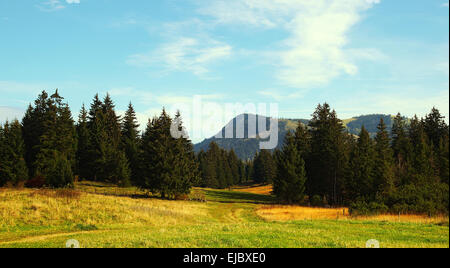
left=194, top=114, right=394, bottom=160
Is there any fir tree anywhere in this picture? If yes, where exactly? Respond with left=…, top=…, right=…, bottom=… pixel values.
left=373, top=118, right=396, bottom=197
left=0, top=120, right=28, bottom=186
left=121, top=102, right=141, bottom=184
left=253, top=150, right=277, bottom=184
left=423, top=107, right=449, bottom=149
left=391, top=113, right=413, bottom=183
left=76, top=104, right=90, bottom=180
left=308, top=103, right=348, bottom=205
left=347, top=126, right=376, bottom=201
left=408, top=116, right=435, bottom=183
left=86, top=94, right=130, bottom=184
left=138, top=109, right=197, bottom=198
left=33, top=90, right=76, bottom=187
left=21, top=91, right=49, bottom=177
left=294, top=122, right=311, bottom=159
left=273, top=133, right=307, bottom=204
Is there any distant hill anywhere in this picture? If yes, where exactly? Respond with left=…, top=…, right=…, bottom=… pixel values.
left=194, top=114, right=394, bottom=160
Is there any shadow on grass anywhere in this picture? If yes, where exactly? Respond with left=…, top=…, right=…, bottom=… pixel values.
left=205, top=189, right=276, bottom=204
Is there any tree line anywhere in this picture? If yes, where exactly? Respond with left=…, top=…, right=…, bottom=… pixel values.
left=0, top=90, right=198, bottom=199
left=1, top=92, right=448, bottom=214
left=267, top=103, right=448, bottom=215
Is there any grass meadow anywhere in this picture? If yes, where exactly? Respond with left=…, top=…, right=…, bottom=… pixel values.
left=0, top=183, right=448, bottom=248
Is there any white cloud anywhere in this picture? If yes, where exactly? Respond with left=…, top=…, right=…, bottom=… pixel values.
left=127, top=37, right=232, bottom=77
left=37, top=0, right=79, bottom=12
left=199, top=0, right=380, bottom=88
left=443, top=2, right=449, bottom=7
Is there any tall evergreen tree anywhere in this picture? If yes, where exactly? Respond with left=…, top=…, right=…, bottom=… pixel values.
left=21, top=91, right=49, bottom=177
left=294, top=122, right=311, bottom=159
left=33, top=90, right=76, bottom=187
left=121, top=102, right=140, bottom=184
left=408, top=116, right=435, bottom=183
left=0, top=120, right=29, bottom=186
left=85, top=94, right=130, bottom=184
left=273, top=133, right=307, bottom=204
left=347, top=126, right=376, bottom=201
left=253, top=150, right=277, bottom=184
left=138, top=109, right=197, bottom=198
left=373, top=118, right=396, bottom=197
left=423, top=107, right=449, bottom=149
left=199, top=143, right=220, bottom=188
left=172, top=111, right=200, bottom=193
left=391, top=113, right=413, bottom=183
left=76, top=104, right=90, bottom=180
left=308, top=103, right=348, bottom=205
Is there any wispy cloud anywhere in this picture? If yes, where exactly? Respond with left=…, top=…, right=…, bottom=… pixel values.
left=199, top=0, right=380, bottom=88
left=127, top=37, right=232, bottom=77
left=37, top=0, right=80, bottom=12
left=443, top=2, right=449, bottom=7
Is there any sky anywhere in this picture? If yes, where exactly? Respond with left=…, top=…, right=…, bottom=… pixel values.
left=0, top=0, right=449, bottom=143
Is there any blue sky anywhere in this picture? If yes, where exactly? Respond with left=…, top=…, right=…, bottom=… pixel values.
left=0, top=0, right=448, bottom=142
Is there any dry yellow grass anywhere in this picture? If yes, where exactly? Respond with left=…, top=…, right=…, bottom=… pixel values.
left=232, top=185, right=273, bottom=195
left=0, top=188, right=208, bottom=229
left=257, top=205, right=449, bottom=224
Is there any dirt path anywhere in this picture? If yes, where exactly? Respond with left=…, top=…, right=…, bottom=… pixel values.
left=0, top=230, right=109, bottom=246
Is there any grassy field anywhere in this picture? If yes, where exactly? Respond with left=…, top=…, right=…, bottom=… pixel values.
left=0, top=182, right=448, bottom=248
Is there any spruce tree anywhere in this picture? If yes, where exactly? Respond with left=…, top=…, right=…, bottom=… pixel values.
left=253, top=150, right=276, bottom=184
left=138, top=109, right=197, bottom=198
left=121, top=102, right=140, bottom=184
left=86, top=94, right=130, bottom=184
left=86, top=94, right=106, bottom=181
left=408, top=116, right=435, bottom=183
left=423, top=107, right=449, bottom=149
left=172, top=111, right=200, bottom=194
left=33, top=90, right=76, bottom=187
left=391, top=113, right=413, bottom=183
left=308, top=103, right=348, bottom=205
left=21, top=91, right=49, bottom=177
left=202, top=143, right=220, bottom=188
left=294, top=122, right=311, bottom=159
left=373, top=118, right=396, bottom=198
left=0, top=120, right=28, bottom=186
left=76, top=104, right=90, bottom=180
left=273, top=132, right=307, bottom=204
left=347, top=126, right=376, bottom=201
left=227, top=149, right=240, bottom=185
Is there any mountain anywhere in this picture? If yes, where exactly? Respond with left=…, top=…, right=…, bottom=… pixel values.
left=194, top=114, right=394, bottom=160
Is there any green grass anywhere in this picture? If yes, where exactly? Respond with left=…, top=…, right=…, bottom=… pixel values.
left=0, top=183, right=448, bottom=248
